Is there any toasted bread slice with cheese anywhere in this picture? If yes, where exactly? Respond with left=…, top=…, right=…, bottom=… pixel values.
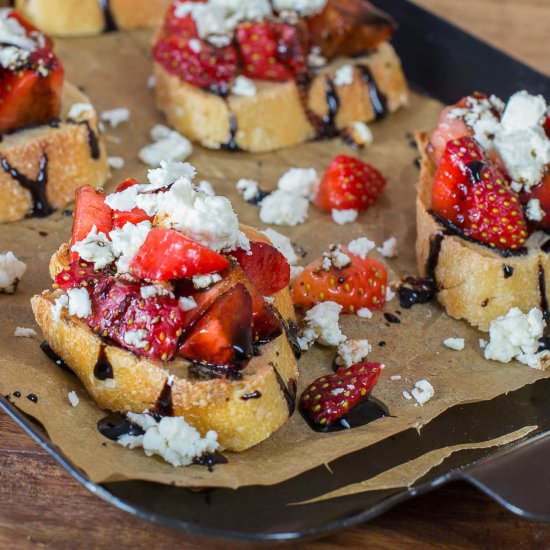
left=0, top=81, right=109, bottom=224
left=154, top=41, right=408, bottom=153
left=32, top=226, right=299, bottom=452
left=14, top=0, right=171, bottom=36
left=416, top=131, right=550, bottom=332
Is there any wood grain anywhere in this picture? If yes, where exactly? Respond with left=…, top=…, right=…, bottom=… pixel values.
left=2, top=1, right=550, bottom=548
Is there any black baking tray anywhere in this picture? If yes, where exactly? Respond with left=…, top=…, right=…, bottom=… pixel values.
left=3, top=0, right=550, bottom=543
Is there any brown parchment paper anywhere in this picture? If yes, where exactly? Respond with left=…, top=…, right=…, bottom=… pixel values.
left=295, top=426, right=537, bottom=504
left=1, top=31, right=550, bottom=489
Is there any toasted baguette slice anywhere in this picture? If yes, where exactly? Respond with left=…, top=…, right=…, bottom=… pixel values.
left=14, top=0, right=171, bottom=36
left=0, top=82, right=109, bottom=224
left=416, top=131, right=550, bottom=332
left=154, top=41, right=408, bottom=153
left=32, top=228, right=299, bottom=452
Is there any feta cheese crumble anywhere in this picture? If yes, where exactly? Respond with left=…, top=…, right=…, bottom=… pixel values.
left=261, top=228, right=298, bottom=265
left=14, top=327, right=37, bottom=338
left=236, top=178, right=260, bottom=202
left=273, top=0, right=327, bottom=16
left=139, top=124, right=193, bottom=167
left=67, top=287, right=92, bottom=319
left=347, top=121, right=374, bottom=147
left=124, top=329, right=149, bottom=349
left=335, top=339, right=372, bottom=367
left=70, top=226, right=115, bottom=270
left=51, top=294, right=69, bottom=322
left=410, top=379, right=435, bottom=405
left=332, top=209, right=358, bottom=225
left=101, top=108, right=130, bottom=128
left=443, top=337, right=465, bottom=351
left=192, top=273, right=222, bottom=289
left=108, top=156, right=125, bottom=170
left=140, top=284, right=174, bottom=300
left=68, top=391, right=79, bottom=408
left=377, top=237, right=397, bottom=258
left=290, top=265, right=304, bottom=282
left=347, top=237, right=375, bottom=260
left=321, top=244, right=351, bottom=270
left=277, top=168, right=319, bottom=199
left=231, top=75, right=256, bottom=97
left=526, top=198, right=545, bottom=222
left=110, top=221, right=152, bottom=274
left=334, top=64, right=354, bottom=87
left=302, top=301, right=346, bottom=347
left=357, top=307, right=373, bottom=319
left=118, top=412, right=219, bottom=467
left=68, top=103, right=93, bottom=119
left=0, top=251, right=26, bottom=293
left=179, top=296, right=198, bottom=311
left=385, top=287, right=395, bottom=302
left=484, top=307, right=550, bottom=369
left=259, top=189, right=309, bottom=226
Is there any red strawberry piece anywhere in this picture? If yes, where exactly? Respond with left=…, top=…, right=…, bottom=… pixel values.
left=179, top=283, right=254, bottom=367
left=130, top=227, right=229, bottom=281
left=70, top=186, right=113, bottom=261
left=314, top=154, right=386, bottom=212
left=231, top=241, right=290, bottom=296
left=88, top=278, right=184, bottom=361
left=544, top=115, right=550, bottom=140
left=292, top=248, right=387, bottom=313
left=521, top=172, right=550, bottom=229
left=273, top=21, right=309, bottom=77
left=115, top=178, right=139, bottom=193
left=153, top=34, right=238, bottom=91
left=162, top=1, right=202, bottom=38
left=236, top=22, right=294, bottom=81
left=54, top=259, right=109, bottom=291
left=7, top=11, right=53, bottom=49
left=0, top=47, right=64, bottom=134
left=300, top=362, right=383, bottom=428
left=112, top=208, right=153, bottom=229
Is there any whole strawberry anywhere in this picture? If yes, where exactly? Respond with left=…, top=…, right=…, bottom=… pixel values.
left=314, top=155, right=387, bottom=212
left=300, top=362, right=383, bottom=428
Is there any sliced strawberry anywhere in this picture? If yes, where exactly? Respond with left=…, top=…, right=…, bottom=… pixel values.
left=544, top=115, right=550, bottom=140
left=70, top=186, right=113, bottom=256
left=54, top=259, right=109, bottom=291
left=115, top=178, right=140, bottom=193
left=273, top=21, right=309, bottom=77
left=300, top=362, right=383, bottom=428
left=292, top=248, right=387, bottom=313
left=179, top=283, right=254, bottom=367
left=162, top=1, right=202, bottom=38
left=112, top=208, right=152, bottom=229
left=89, top=278, right=183, bottom=361
left=231, top=242, right=290, bottom=296
left=0, top=47, right=64, bottom=134
left=153, top=34, right=238, bottom=91
left=236, top=22, right=293, bottom=81
left=522, top=172, right=550, bottom=229
left=428, top=105, right=472, bottom=167
left=314, top=155, right=386, bottom=212
left=7, top=11, right=53, bottom=49
left=130, top=227, right=229, bottom=281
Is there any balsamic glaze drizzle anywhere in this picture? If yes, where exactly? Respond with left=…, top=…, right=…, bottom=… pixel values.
left=221, top=113, right=241, bottom=152
left=358, top=65, right=388, bottom=119
left=271, top=364, right=296, bottom=416
left=503, top=264, right=514, bottom=279
left=155, top=378, right=174, bottom=417
left=384, top=312, right=401, bottom=324
left=1, top=153, right=53, bottom=217
left=100, top=0, right=118, bottom=32
left=98, top=412, right=144, bottom=440
left=539, top=263, right=549, bottom=320
left=241, top=391, right=262, bottom=400
left=26, top=393, right=38, bottom=403
left=40, top=341, right=75, bottom=375
left=93, top=347, right=114, bottom=380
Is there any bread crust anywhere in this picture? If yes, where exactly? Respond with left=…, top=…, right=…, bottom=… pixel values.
left=33, top=227, right=299, bottom=452
left=154, top=41, right=408, bottom=153
left=14, top=0, right=171, bottom=35
left=0, top=82, right=109, bottom=224
left=416, top=131, right=550, bottom=331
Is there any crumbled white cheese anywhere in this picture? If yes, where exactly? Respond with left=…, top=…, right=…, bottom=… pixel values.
left=197, top=180, right=215, bottom=196
left=108, top=156, right=125, bottom=170
left=192, top=273, right=222, bottom=289
left=297, top=327, right=317, bottom=351
left=347, top=237, right=375, bottom=260
left=261, top=228, right=298, bottom=265
left=66, top=287, right=92, bottom=319
left=236, top=178, right=259, bottom=202
left=0, top=45, right=29, bottom=70
left=494, top=91, right=550, bottom=191
left=335, top=339, right=371, bottom=367
left=140, top=284, right=174, bottom=300
left=259, top=189, right=309, bottom=226
left=277, top=168, right=319, bottom=199
left=118, top=412, right=219, bottom=468
left=443, top=337, right=465, bottom=351
left=484, top=307, right=550, bottom=369
left=189, top=38, right=202, bottom=53
left=147, top=75, right=156, bottom=89
left=109, top=221, right=152, bottom=274
left=321, top=244, right=351, bottom=270
left=70, top=226, right=115, bottom=270
left=390, top=375, right=401, bottom=381
left=334, top=64, right=354, bottom=87
left=410, top=379, right=435, bottom=405
left=273, top=0, right=327, bottom=16
left=402, top=390, right=412, bottom=401
left=357, top=307, right=372, bottom=319
left=479, top=338, right=488, bottom=349
left=526, top=198, right=545, bottom=222
left=101, top=108, right=130, bottom=128
left=147, top=160, right=197, bottom=191
left=139, top=125, right=193, bottom=167
left=51, top=294, right=69, bottom=322
left=303, top=301, right=346, bottom=347
left=377, top=237, right=397, bottom=258
left=179, top=296, right=198, bottom=311
left=68, top=103, right=93, bottom=119
left=14, top=327, right=36, bottom=338
left=231, top=75, right=257, bottom=97
left=385, top=287, right=395, bottom=302
left=0, top=10, right=36, bottom=53
left=124, top=329, right=149, bottom=349
left=68, top=391, right=79, bottom=408
left=348, top=121, right=374, bottom=147
left=332, top=209, right=358, bottom=225
left=0, top=251, right=26, bottom=293
left=290, top=265, right=304, bottom=282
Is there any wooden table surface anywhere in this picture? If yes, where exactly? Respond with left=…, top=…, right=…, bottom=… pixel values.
left=2, top=1, right=550, bottom=548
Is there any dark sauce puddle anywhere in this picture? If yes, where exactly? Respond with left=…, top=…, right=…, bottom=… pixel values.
left=40, top=341, right=75, bottom=375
